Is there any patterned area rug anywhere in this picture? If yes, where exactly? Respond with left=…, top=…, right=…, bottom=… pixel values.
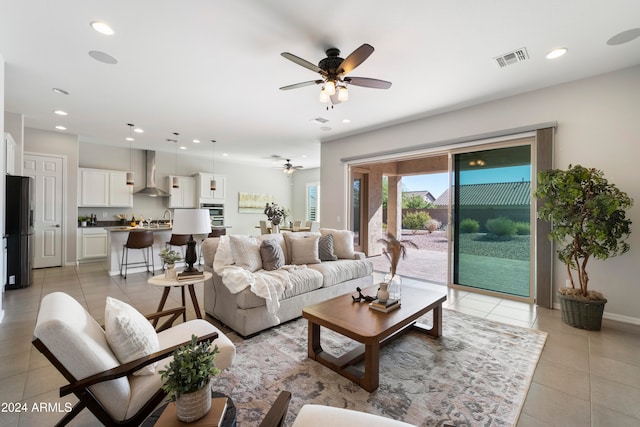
left=213, top=309, right=547, bottom=426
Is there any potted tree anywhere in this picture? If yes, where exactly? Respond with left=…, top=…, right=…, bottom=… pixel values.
left=159, top=335, right=221, bottom=422
left=535, top=164, right=633, bottom=330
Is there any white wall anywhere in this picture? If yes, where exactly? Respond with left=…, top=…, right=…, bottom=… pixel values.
left=321, top=65, right=640, bottom=322
left=78, top=143, right=295, bottom=236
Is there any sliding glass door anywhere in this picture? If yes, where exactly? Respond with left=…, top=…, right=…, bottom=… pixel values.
left=453, top=143, right=533, bottom=299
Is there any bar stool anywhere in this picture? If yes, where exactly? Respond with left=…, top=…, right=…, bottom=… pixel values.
left=120, top=230, right=155, bottom=279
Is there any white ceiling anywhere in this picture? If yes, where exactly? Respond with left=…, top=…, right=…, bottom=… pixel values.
left=1, top=1, right=639, bottom=169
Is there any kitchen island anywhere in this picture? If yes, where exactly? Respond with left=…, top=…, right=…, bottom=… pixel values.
left=106, top=226, right=175, bottom=276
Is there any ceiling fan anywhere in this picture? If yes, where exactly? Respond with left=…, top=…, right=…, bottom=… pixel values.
left=279, top=43, right=392, bottom=107
left=282, top=159, right=303, bottom=175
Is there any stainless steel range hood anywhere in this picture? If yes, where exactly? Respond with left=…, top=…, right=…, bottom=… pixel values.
left=135, top=150, right=170, bottom=197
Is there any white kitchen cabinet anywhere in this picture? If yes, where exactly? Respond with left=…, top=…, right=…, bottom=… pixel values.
left=79, top=168, right=133, bottom=207
left=168, top=176, right=197, bottom=208
left=108, top=171, right=133, bottom=207
left=78, top=227, right=108, bottom=260
left=196, top=173, right=226, bottom=204
left=79, top=169, right=109, bottom=206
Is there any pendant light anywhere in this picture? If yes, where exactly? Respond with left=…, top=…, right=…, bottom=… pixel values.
left=169, top=132, right=180, bottom=188
left=210, top=140, right=217, bottom=191
left=125, top=123, right=135, bottom=186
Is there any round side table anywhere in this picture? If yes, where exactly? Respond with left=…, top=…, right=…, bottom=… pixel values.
left=148, top=271, right=212, bottom=322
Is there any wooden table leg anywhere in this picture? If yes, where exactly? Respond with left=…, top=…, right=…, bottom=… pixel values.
left=413, top=303, right=443, bottom=338
left=361, top=343, right=380, bottom=392
left=180, top=286, right=187, bottom=321
left=154, top=288, right=171, bottom=327
left=188, top=284, right=203, bottom=319
left=308, top=321, right=322, bottom=358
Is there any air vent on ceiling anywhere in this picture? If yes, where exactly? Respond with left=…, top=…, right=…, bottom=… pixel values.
left=494, top=48, right=529, bottom=68
left=310, top=117, right=329, bottom=125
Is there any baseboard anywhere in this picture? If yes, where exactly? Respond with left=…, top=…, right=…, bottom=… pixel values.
left=552, top=302, right=640, bottom=325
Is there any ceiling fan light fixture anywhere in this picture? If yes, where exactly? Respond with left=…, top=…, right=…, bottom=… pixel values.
left=324, top=80, right=336, bottom=96
left=338, top=85, right=349, bottom=102
left=319, top=89, right=330, bottom=103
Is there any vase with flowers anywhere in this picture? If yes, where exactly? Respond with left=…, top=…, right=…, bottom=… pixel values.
left=264, top=203, right=286, bottom=232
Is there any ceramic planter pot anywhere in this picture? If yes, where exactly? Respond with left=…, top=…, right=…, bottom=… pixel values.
left=175, top=380, right=212, bottom=422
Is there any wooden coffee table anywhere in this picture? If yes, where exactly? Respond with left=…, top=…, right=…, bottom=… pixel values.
left=302, top=285, right=446, bottom=392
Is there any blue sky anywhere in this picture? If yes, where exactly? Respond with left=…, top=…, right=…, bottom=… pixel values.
left=402, top=165, right=531, bottom=198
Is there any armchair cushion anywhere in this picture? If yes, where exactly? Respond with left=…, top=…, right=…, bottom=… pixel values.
left=105, top=297, right=160, bottom=376
left=292, top=404, right=417, bottom=426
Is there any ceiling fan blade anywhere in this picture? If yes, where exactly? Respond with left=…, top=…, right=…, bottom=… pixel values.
left=337, top=44, right=374, bottom=75
left=279, top=80, right=323, bottom=90
left=344, top=76, right=392, bottom=89
left=281, top=52, right=325, bottom=75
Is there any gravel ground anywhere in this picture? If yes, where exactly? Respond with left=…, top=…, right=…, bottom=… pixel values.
left=398, top=230, right=530, bottom=261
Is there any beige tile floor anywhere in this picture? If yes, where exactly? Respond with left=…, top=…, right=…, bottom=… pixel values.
left=0, top=263, right=638, bottom=426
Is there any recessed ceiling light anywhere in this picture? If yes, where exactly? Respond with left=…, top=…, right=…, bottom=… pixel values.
left=193, top=139, right=200, bottom=143
left=88, top=50, right=118, bottom=64
left=179, top=146, right=187, bottom=150
left=55, top=125, right=67, bottom=131
left=125, top=137, right=134, bottom=142
left=53, top=110, right=67, bottom=116
left=52, top=88, right=69, bottom=95
left=546, top=48, right=568, bottom=59
left=90, top=21, right=114, bottom=35
left=222, top=153, right=228, bottom=157
left=342, top=118, right=351, bottom=124
left=134, top=128, right=144, bottom=133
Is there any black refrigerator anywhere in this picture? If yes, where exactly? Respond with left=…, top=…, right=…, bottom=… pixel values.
left=6, top=175, right=34, bottom=289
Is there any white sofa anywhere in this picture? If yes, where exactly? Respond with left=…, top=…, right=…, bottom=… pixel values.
left=202, top=229, right=374, bottom=337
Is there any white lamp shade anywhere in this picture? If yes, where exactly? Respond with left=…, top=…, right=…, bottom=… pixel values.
left=172, top=209, right=212, bottom=235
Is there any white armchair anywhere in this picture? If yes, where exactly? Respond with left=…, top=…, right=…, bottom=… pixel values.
left=32, top=292, right=235, bottom=427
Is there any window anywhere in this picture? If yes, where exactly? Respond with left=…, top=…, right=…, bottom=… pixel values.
left=306, top=183, right=320, bottom=221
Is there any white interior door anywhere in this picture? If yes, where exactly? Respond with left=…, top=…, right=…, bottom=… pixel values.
left=23, top=154, right=63, bottom=268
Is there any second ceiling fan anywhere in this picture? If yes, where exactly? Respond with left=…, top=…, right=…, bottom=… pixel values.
left=279, top=43, right=391, bottom=107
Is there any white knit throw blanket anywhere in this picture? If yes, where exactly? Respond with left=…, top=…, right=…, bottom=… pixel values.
left=213, top=235, right=297, bottom=318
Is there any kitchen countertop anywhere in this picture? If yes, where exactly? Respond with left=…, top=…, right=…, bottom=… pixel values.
left=104, top=226, right=173, bottom=232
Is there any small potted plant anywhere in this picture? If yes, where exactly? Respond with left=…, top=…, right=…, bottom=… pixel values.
left=159, top=335, right=221, bottom=422
left=78, top=216, right=90, bottom=227
left=159, top=248, right=182, bottom=279
left=535, top=164, right=633, bottom=330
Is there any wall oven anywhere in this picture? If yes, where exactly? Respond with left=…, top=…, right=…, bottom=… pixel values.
left=201, top=203, right=224, bottom=227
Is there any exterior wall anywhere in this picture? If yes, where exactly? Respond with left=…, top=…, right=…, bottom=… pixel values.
left=321, top=66, right=640, bottom=322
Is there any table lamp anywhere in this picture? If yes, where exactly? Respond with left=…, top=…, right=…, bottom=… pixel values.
left=172, top=208, right=212, bottom=278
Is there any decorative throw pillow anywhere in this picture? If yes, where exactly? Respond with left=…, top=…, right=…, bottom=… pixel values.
left=260, top=239, right=285, bottom=271
left=290, top=234, right=321, bottom=265
left=318, top=233, right=338, bottom=261
left=320, top=228, right=355, bottom=259
left=229, top=235, right=262, bottom=272
left=104, top=297, right=159, bottom=376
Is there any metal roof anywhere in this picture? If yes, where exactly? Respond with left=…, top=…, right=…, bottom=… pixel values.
left=433, top=181, right=531, bottom=206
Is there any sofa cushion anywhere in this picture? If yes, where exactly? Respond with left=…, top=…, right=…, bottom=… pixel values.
left=260, top=239, right=285, bottom=271
left=290, top=234, right=321, bottom=265
left=318, top=234, right=338, bottom=261
left=320, top=228, right=355, bottom=259
left=104, top=297, right=159, bottom=376
left=259, top=233, right=287, bottom=263
left=308, top=259, right=374, bottom=288
left=229, top=235, right=262, bottom=272
left=235, top=268, right=324, bottom=309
